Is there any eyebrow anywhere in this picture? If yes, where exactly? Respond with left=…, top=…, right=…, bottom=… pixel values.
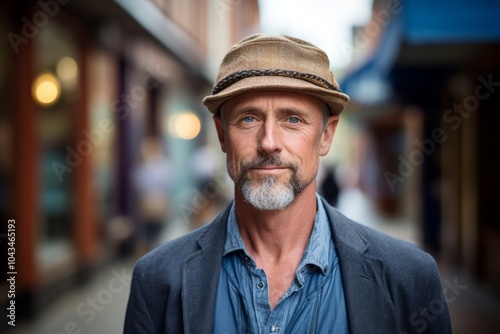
left=230, top=106, right=310, bottom=118
left=276, top=107, right=309, bottom=117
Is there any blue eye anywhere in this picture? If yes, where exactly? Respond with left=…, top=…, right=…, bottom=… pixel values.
left=288, top=117, right=300, bottom=123
left=243, top=116, right=255, bottom=123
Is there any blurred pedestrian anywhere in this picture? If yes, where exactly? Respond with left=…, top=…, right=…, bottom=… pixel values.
left=132, top=136, right=174, bottom=255
left=317, top=162, right=340, bottom=207
left=125, top=34, right=451, bottom=333
left=189, top=140, right=221, bottom=228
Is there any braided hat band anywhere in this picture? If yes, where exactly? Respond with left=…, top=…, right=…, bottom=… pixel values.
left=203, top=34, right=349, bottom=115
left=212, top=69, right=341, bottom=95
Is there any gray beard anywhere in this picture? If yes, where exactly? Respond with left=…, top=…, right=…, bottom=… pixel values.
left=241, top=175, right=295, bottom=210
left=235, top=156, right=310, bottom=211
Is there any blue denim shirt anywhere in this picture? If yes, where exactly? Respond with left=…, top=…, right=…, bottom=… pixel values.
left=213, top=194, right=349, bottom=334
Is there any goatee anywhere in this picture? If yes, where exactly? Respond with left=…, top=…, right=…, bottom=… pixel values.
left=237, top=155, right=309, bottom=211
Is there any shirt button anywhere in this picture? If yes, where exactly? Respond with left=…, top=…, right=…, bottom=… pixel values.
left=270, top=325, right=279, bottom=333
left=257, top=281, right=265, bottom=289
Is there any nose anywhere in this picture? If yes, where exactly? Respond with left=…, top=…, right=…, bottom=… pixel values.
left=258, top=119, right=282, bottom=155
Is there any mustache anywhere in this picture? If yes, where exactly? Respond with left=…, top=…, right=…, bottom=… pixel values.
left=241, top=155, right=293, bottom=170
left=237, top=155, right=305, bottom=196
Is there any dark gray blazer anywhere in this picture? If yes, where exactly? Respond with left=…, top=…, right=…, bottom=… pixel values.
left=124, top=198, right=451, bottom=333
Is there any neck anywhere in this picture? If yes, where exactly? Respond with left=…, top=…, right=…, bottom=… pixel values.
left=234, top=184, right=318, bottom=263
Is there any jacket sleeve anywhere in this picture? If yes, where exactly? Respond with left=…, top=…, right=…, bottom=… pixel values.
left=399, top=253, right=452, bottom=334
left=123, top=263, right=159, bottom=334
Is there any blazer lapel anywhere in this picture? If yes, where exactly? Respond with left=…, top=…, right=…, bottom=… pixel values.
left=182, top=204, right=231, bottom=334
left=324, top=199, right=398, bottom=333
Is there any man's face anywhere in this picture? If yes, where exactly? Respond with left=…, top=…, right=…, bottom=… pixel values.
left=214, top=91, right=338, bottom=210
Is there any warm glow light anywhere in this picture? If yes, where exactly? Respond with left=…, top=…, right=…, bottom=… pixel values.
left=32, top=73, right=61, bottom=105
left=56, top=57, right=78, bottom=80
left=168, top=112, right=201, bottom=140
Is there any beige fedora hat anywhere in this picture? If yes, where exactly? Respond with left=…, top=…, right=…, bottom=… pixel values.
left=203, top=33, right=349, bottom=115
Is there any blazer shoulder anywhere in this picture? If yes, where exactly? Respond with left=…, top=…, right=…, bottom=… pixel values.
left=365, top=220, right=435, bottom=273
left=326, top=203, right=438, bottom=278
left=132, top=204, right=230, bottom=279
left=137, top=226, right=200, bottom=265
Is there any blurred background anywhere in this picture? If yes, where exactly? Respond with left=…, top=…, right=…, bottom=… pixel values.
left=1, top=0, right=500, bottom=333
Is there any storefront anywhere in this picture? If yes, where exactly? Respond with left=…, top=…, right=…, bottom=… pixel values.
left=0, top=0, right=217, bottom=319
left=340, top=0, right=500, bottom=290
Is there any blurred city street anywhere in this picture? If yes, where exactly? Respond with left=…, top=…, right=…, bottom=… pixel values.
left=2, top=0, right=500, bottom=333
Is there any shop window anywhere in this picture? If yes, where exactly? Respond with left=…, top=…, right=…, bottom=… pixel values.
left=34, top=21, right=80, bottom=280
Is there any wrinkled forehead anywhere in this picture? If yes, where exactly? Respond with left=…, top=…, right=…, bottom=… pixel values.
left=219, top=90, right=325, bottom=117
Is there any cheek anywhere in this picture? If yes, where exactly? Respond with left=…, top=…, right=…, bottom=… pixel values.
left=224, top=146, right=239, bottom=178
left=288, top=135, right=321, bottom=168
left=224, top=140, right=251, bottom=178
left=297, top=156, right=320, bottom=179
left=227, top=131, right=257, bottom=158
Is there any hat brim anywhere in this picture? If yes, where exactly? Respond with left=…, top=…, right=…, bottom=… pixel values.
left=203, top=75, right=349, bottom=115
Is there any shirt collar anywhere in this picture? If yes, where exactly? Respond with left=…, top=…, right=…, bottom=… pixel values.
left=223, top=201, right=246, bottom=256
left=223, top=193, right=331, bottom=274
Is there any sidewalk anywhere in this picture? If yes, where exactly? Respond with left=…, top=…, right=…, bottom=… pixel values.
left=8, top=257, right=135, bottom=334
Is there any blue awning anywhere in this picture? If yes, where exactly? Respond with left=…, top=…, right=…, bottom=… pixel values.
left=340, top=0, right=500, bottom=106
left=404, top=0, right=500, bottom=44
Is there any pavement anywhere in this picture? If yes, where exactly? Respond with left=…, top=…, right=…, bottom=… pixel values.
left=7, top=187, right=500, bottom=333
left=7, top=257, right=135, bottom=334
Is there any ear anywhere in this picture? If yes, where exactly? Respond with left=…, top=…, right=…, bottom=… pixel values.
left=213, top=114, right=227, bottom=153
left=319, top=115, right=339, bottom=156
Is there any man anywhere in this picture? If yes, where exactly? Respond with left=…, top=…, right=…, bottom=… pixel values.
left=124, top=34, right=451, bottom=333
